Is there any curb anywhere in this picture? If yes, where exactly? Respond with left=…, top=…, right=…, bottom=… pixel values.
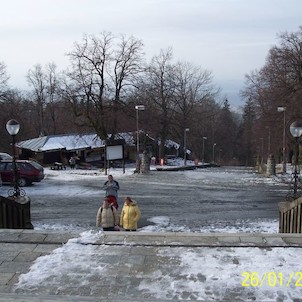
left=1, top=229, right=302, bottom=247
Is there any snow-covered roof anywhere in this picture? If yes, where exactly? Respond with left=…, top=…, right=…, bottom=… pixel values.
left=115, top=132, right=135, bottom=146
left=17, top=136, right=49, bottom=152
left=164, top=139, right=180, bottom=150
left=17, top=134, right=105, bottom=152
left=16, top=132, right=180, bottom=152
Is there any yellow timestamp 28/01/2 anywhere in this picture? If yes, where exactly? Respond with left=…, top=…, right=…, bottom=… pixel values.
left=242, top=272, right=302, bottom=287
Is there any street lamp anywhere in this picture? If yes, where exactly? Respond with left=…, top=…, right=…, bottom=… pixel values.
left=277, top=106, right=287, bottom=173
left=183, top=128, right=189, bottom=166
left=6, top=119, right=21, bottom=198
left=289, top=121, right=302, bottom=199
left=212, top=143, right=216, bottom=163
left=135, top=105, right=145, bottom=171
left=202, top=136, right=207, bottom=164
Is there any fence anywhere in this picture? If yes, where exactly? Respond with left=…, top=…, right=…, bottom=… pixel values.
left=279, top=196, right=302, bottom=233
left=0, top=195, right=33, bottom=229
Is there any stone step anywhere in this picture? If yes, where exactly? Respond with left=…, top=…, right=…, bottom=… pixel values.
left=2, top=229, right=302, bottom=247
left=0, top=293, right=174, bottom=302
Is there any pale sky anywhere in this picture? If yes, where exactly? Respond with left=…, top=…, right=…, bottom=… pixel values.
left=1, top=0, right=301, bottom=108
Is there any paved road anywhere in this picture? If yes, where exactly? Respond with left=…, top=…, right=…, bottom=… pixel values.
left=1, top=166, right=289, bottom=231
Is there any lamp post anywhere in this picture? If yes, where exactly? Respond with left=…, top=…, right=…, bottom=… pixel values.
left=202, top=136, right=207, bottom=164
left=212, top=143, right=216, bottom=163
left=135, top=105, right=145, bottom=171
left=183, top=128, right=189, bottom=166
left=260, top=137, right=264, bottom=165
left=219, top=149, right=222, bottom=164
left=6, top=119, right=21, bottom=198
left=289, top=121, right=302, bottom=199
left=266, top=126, right=271, bottom=157
left=277, top=106, right=287, bottom=173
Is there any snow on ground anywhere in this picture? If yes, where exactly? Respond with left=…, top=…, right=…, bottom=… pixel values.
left=140, top=216, right=279, bottom=233
left=14, top=230, right=302, bottom=301
left=33, top=216, right=280, bottom=234
left=45, top=165, right=136, bottom=180
left=138, top=245, right=302, bottom=301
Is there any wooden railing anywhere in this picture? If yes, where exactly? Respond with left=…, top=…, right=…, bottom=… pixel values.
left=279, top=196, right=302, bottom=233
left=0, top=195, right=33, bottom=229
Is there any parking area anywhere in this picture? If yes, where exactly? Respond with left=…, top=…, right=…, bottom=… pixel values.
left=0, top=166, right=287, bottom=232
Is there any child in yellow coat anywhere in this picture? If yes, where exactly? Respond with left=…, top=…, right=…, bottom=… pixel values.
left=120, top=196, right=141, bottom=231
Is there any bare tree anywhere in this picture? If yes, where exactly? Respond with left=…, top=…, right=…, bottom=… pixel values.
left=243, top=27, right=302, bottom=113
left=27, top=64, right=47, bottom=135
left=241, top=26, right=302, bottom=163
left=172, top=61, right=218, bottom=155
left=112, top=35, right=144, bottom=134
left=65, top=32, right=144, bottom=139
left=27, top=63, right=62, bottom=135
left=44, top=63, right=62, bottom=134
left=0, top=89, right=29, bottom=151
left=141, top=48, right=176, bottom=158
left=0, top=62, right=9, bottom=97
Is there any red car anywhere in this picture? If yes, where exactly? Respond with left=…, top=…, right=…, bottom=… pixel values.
left=0, top=160, right=45, bottom=186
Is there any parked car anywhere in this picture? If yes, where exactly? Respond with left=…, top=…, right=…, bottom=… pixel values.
left=165, top=155, right=179, bottom=166
left=0, top=160, right=45, bottom=186
left=0, top=152, right=13, bottom=161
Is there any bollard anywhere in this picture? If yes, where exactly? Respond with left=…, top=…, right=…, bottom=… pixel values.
left=0, top=195, right=33, bottom=229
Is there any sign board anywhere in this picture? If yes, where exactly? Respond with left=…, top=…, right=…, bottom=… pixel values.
left=106, top=145, right=123, bottom=160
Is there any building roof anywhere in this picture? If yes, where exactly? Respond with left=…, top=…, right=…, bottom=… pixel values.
left=164, top=139, right=180, bottom=150
left=16, top=134, right=105, bottom=152
left=16, top=132, right=180, bottom=153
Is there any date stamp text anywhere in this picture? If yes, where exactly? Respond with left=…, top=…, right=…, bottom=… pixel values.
left=242, top=272, right=302, bottom=287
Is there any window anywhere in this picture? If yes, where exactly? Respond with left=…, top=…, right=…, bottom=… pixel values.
left=0, top=162, right=6, bottom=171
left=17, top=162, right=31, bottom=171
left=6, top=163, right=13, bottom=171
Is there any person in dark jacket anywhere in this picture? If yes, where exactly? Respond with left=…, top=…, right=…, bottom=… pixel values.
left=103, top=175, right=120, bottom=209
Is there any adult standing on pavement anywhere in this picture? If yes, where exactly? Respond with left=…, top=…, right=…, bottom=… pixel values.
left=103, top=175, right=120, bottom=209
left=120, top=196, right=141, bottom=231
left=96, top=197, right=119, bottom=231
left=69, top=156, right=76, bottom=169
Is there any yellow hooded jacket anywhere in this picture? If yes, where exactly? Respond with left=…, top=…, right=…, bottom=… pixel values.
left=120, top=200, right=141, bottom=230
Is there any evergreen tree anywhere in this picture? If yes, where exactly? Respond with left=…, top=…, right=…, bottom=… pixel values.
left=214, top=99, right=239, bottom=164
left=238, top=99, right=256, bottom=165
